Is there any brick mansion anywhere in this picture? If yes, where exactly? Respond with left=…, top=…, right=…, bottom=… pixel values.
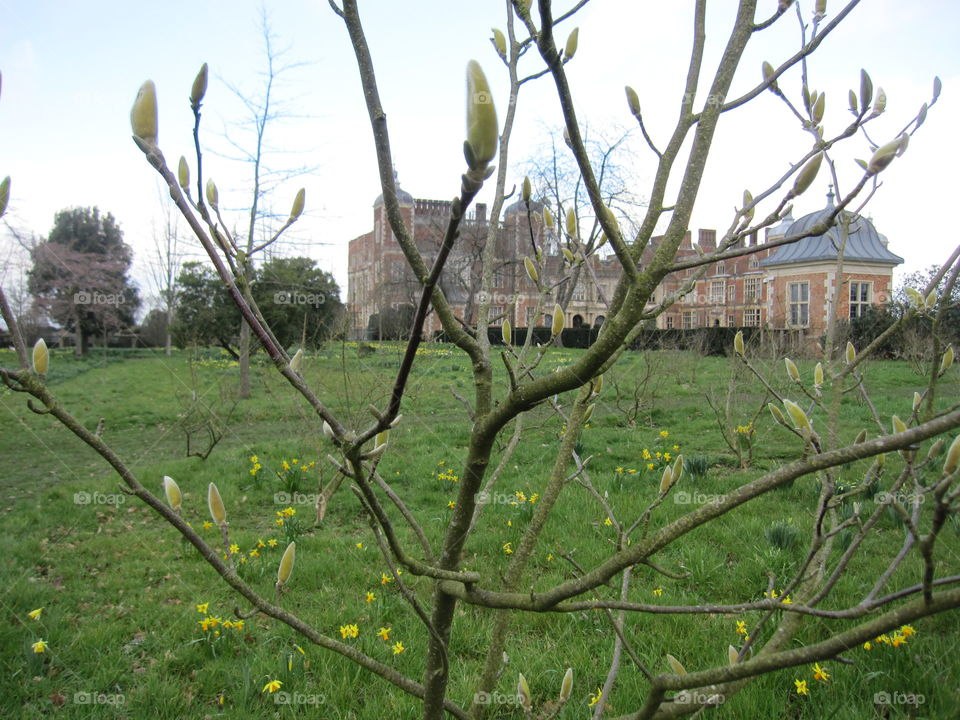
left=347, top=185, right=902, bottom=340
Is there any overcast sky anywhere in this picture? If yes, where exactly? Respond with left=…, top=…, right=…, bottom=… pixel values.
left=2, top=0, right=958, bottom=314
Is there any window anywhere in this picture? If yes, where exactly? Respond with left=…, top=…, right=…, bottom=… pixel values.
left=788, top=282, right=809, bottom=327
left=749, top=256, right=760, bottom=269
left=727, top=314, right=735, bottom=327
left=745, top=277, right=761, bottom=302
left=572, top=281, right=585, bottom=301
left=665, top=316, right=675, bottom=329
left=392, top=260, right=405, bottom=280
left=716, top=261, right=726, bottom=275
left=490, top=306, right=505, bottom=326
left=849, top=281, right=871, bottom=318
left=492, top=267, right=504, bottom=288
left=727, top=284, right=737, bottom=303
left=743, top=308, right=761, bottom=327
left=682, top=310, right=697, bottom=329
left=710, top=280, right=725, bottom=304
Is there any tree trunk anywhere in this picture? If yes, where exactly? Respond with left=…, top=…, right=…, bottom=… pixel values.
left=238, top=319, right=251, bottom=398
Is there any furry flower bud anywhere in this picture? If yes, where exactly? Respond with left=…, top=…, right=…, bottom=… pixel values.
left=465, top=60, right=499, bottom=168
left=783, top=399, right=811, bottom=432
left=728, top=645, right=740, bottom=665
left=867, top=136, right=907, bottom=176
left=177, top=157, right=190, bottom=190
left=208, top=482, right=227, bottom=526
left=522, top=176, right=531, bottom=202
left=565, top=207, right=578, bottom=239
left=659, top=466, right=674, bottom=494
left=551, top=304, right=564, bottom=336
left=625, top=85, right=641, bottom=116
left=785, top=358, right=801, bottom=383
left=163, top=476, right=182, bottom=511
left=491, top=28, right=507, bottom=59
left=289, top=348, right=304, bottom=374
left=517, top=673, right=532, bottom=712
left=206, top=178, right=219, bottom=208
left=501, top=319, right=512, bottom=346
left=845, top=341, right=856, bottom=365
left=277, top=541, right=296, bottom=585
left=543, top=207, right=554, bottom=229
left=892, top=415, right=907, bottom=434
left=734, top=330, right=745, bottom=356
left=791, top=153, right=823, bottom=197
left=814, top=362, right=824, bottom=388
left=32, top=338, right=48, bottom=376
left=524, top=256, right=539, bottom=283
left=944, top=435, right=960, bottom=475
left=190, top=63, right=208, bottom=108
left=940, top=346, right=954, bottom=375
left=130, top=80, right=158, bottom=144
left=913, top=392, right=922, bottom=412
left=762, top=61, right=778, bottom=91
left=289, top=188, right=305, bottom=221
left=564, top=28, right=580, bottom=60
left=666, top=654, right=687, bottom=675
left=769, top=402, right=787, bottom=426
left=559, top=667, right=573, bottom=702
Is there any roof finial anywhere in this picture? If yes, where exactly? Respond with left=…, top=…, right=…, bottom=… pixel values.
left=393, top=166, right=400, bottom=188
left=826, top=184, right=835, bottom=207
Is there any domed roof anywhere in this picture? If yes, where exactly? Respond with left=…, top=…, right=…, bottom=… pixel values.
left=761, top=190, right=903, bottom=268
left=374, top=187, right=414, bottom=208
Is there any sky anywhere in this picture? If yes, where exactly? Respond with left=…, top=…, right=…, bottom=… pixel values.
left=2, top=0, right=958, bottom=318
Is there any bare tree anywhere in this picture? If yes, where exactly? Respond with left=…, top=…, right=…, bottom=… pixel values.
left=146, top=189, right=183, bottom=355
left=2, top=2, right=958, bottom=720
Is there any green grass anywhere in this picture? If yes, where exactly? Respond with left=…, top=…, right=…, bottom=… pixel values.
left=0, top=344, right=957, bottom=718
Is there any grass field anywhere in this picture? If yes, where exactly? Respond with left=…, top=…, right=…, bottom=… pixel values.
left=1, top=343, right=957, bottom=719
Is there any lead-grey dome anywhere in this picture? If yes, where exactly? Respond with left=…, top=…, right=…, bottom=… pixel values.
left=761, top=192, right=902, bottom=268
left=374, top=187, right=414, bottom=207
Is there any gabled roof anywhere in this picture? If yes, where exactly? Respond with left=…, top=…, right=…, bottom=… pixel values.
left=761, top=193, right=903, bottom=268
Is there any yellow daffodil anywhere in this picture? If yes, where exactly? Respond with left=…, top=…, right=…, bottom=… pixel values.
left=603, top=517, right=612, bottom=527
left=899, top=624, right=916, bottom=638
left=28, top=608, right=43, bottom=621
left=262, top=680, right=282, bottom=693
left=736, top=620, right=747, bottom=634
left=447, top=501, right=456, bottom=509
left=863, top=641, right=872, bottom=650
left=268, top=539, right=278, bottom=547
left=653, top=587, right=663, bottom=597
left=365, top=592, right=375, bottom=603
left=392, top=641, right=405, bottom=654
left=257, top=539, right=266, bottom=548
left=202, top=522, right=213, bottom=530
left=31, top=639, right=48, bottom=653
left=355, top=542, right=364, bottom=550
left=378, top=627, right=391, bottom=641
left=502, top=542, right=513, bottom=555
left=812, top=663, right=830, bottom=682
left=229, top=544, right=240, bottom=555
left=794, top=679, right=809, bottom=696
left=381, top=573, right=393, bottom=585
left=249, top=455, right=258, bottom=463
left=647, top=463, right=655, bottom=470
left=588, top=686, right=603, bottom=707
left=340, top=624, right=359, bottom=639
left=196, top=603, right=209, bottom=614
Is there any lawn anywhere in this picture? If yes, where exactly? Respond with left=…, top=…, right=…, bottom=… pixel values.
left=0, top=343, right=957, bottom=719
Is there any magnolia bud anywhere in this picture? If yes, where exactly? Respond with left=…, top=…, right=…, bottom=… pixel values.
left=375, top=429, right=390, bottom=451
left=593, top=374, right=604, bottom=394
left=925, top=290, right=937, bottom=310
left=913, top=392, right=922, bottom=412
left=814, top=362, right=824, bottom=388
left=762, top=61, right=778, bottom=90
left=785, top=358, right=801, bottom=383
left=32, top=338, right=48, bottom=376
left=524, top=256, right=539, bottom=283
left=559, top=667, right=573, bottom=702
left=940, top=346, right=954, bottom=375
left=734, top=330, right=745, bottom=356
left=768, top=402, right=787, bottom=426
left=177, top=157, right=190, bottom=190
left=564, top=27, right=579, bottom=60
left=854, top=429, right=867, bottom=444
left=465, top=60, right=499, bottom=168
left=277, top=541, right=296, bottom=585
left=845, top=341, right=856, bottom=365
left=208, top=482, right=227, bottom=527
left=944, top=435, right=960, bottom=475
left=290, top=348, right=304, bottom=374
left=905, top=287, right=923, bottom=308
left=0, top=176, right=10, bottom=218
left=728, top=645, right=739, bottom=665
left=672, top=455, right=684, bottom=485
left=543, top=207, right=554, bottom=229
left=625, top=85, right=641, bottom=116
left=130, top=80, right=158, bottom=144
left=492, top=28, right=507, bottom=59
left=927, top=438, right=944, bottom=460
left=206, top=178, right=219, bottom=208
left=783, top=399, right=811, bottom=432
left=812, top=91, right=825, bottom=124
left=892, top=415, right=907, bottom=434
left=659, top=466, right=673, bottom=494
left=517, top=673, right=532, bottom=712
left=502, top=319, right=512, bottom=345
left=815, top=0, right=827, bottom=17
left=565, top=207, right=578, bottom=239
left=190, top=62, right=209, bottom=108
left=322, top=421, right=334, bottom=439
left=848, top=89, right=858, bottom=115
left=290, top=188, right=305, bottom=220
left=859, top=69, right=873, bottom=113
left=522, top=176, right=531, bottom=202
left=742, top=190, right=754, bottom=223
left=877, top=452, right=886, bottom=468
left=562, top=247, right=575, bottom=263
left=551, top=304, right=564, bottom=336
left=163, top=476, right=182, bottom=511
left=867, top=136, right=907, bottom=175
left=791, top=153, right=823, bottom=197
left=582, top=403, right=595, bottom=424
left=872, top=87, right=886, bottom=116
left=666, top=654, right=687, bottom=675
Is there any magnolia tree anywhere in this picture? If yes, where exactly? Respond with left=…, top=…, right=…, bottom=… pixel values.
left=2, top=2, right=960, bottom=719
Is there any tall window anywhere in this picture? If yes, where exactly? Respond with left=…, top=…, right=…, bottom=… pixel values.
left=572, top=281, right=586, bottom=301
left=665, top=316, right=675, bottom=329
left=749, top=256, right=760, bottom=269
left=490, top=306, right=505, bottom=326
left=789, top=282, right=810, bottom=327
left=715, top=261, right=726, bottom=275
left=727, top=284, right=737, bottom=303
left=710, top=280, right=725, bottom=304
left=745, top=277, right=761, bottom=301
left=743, top=308, right=761, bottom=327
left=682, top=310, right=697, bottom=329
left=492, top=267, right=504, bottom=288
left=849, top=281, right=871, bottom=318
